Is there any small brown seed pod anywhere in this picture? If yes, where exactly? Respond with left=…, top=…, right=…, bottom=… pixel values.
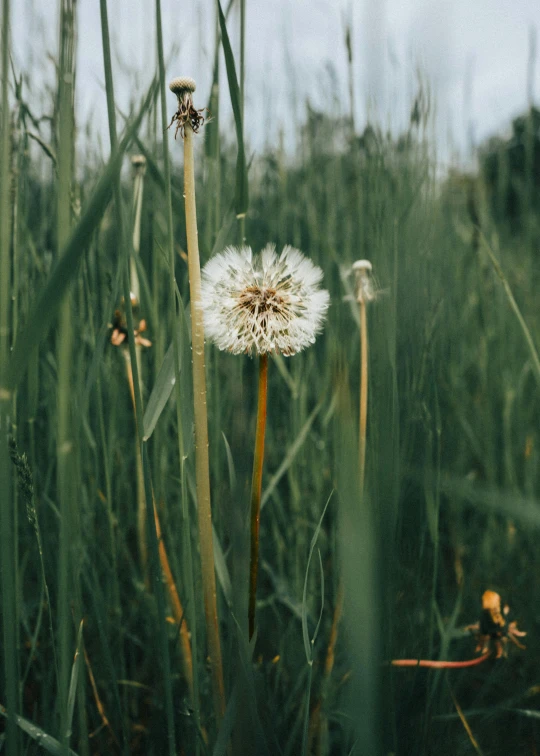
left=168, top=76, right=205, bottom=140
left=169, top=76, right=196, bottom=95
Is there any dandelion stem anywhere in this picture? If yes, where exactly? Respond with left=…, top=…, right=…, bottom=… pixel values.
left=391, top=652, right=491, bottom=669
left=183, top=122, right=226, bottom=723
left=249, top=352, right=269, bottom=639
left=359, top=298, right=368, bottom=493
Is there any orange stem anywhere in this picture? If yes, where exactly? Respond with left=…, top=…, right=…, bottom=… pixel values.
left=248, top=353, right=268, bottom=639
left=154, top=506, right=194, bottom=700
left=391, top=652, right=491, bottom=669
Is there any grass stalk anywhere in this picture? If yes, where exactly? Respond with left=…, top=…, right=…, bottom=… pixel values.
left=56, top=2, right=78, bottom=750
left=0, top=0, right=18, bottom=752
left=248, top=353, right=268, bottom=639
left=359, top=298, right=368, bottom=493
left=130, top=157, right=148, bottom=572
left=183, top=116, right=227, bottom=725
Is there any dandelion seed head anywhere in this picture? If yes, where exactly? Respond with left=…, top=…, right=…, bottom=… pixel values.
left=200, top=244, right=330, bottom=356
left=352, top=258, right=375, bottom=303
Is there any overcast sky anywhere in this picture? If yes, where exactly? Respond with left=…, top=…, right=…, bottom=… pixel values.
left=10, top=0, right=540, bottom=163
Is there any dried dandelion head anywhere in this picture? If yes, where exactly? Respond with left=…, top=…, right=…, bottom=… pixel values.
left=168, top=76, right=206, bottom=139
left=352, top=259, right=375, bottom=304
left=465, top=589, right=526, bottom=659
left=200, top=245, right=330, bottom=356
left=109, top=294, right=152, bottom=349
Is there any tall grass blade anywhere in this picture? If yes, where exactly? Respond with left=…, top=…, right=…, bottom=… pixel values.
left=66, top=621, right=84, bottom=741
left=0, top=0, right=18, bottom=751
left=217, top=0, right=249, bottom=217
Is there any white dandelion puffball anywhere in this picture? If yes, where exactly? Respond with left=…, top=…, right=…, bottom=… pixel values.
left=200, top=244, right=330, bottom=356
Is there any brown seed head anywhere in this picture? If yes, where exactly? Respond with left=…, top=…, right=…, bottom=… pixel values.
left=169, top=76, right=196, bottom=96
left=168, top=76, right=206, bottom=140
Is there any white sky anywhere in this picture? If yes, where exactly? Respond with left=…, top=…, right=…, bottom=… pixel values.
left=10, top=0, right=540, bottom=163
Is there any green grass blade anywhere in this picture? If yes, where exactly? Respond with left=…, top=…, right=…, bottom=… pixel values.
left=0, top=0, right=18, bottom=752
left=480, top=231, right=540, bottom=388
left=261, top=400, right=324, bottom=509
left=0, top=706, right=79, bottom=756
left=221, top=432, right=237, bottom=490
left=66, top=621, right=84, bottom=741
left=217, top=0, right=249, bottom=217
left=301, top=491, right=332, bottom=663
left=212, top=525, right=233, bottom=608
left=143, top=342, right=178, bottom=441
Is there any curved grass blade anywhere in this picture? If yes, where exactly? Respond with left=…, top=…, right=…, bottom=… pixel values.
left=221, top=432, right=237, bottom=490
left=143, top=342, right=177, bottom=441
left=301, top=491, right=332, bottom=664
left=261, top=400, right=324, bottom=509
left=0, top=705, right=79, bottom=756
left=217, top=0, right=248, bottom=217
left=300, top=494, right=331, bottom=756
left=480, top=230, right=540, bottom=389
left=212, top=524, right=233, bottom=608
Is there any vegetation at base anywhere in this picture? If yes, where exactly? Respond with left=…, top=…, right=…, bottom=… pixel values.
left=1, top=2, right=540, bottom=754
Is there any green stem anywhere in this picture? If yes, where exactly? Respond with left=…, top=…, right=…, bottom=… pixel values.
left=0, top=0, right=18, bottom=752
left=359, top=299, right=368, bottom=494
left=184, top=122, right=226, bottom=724
left=248, top=353, right=268, bottom=639
left=56, top=3, right=77, bottom=751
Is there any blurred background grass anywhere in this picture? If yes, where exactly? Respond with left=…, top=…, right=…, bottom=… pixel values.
left=1, top=1, right=540, bottom=754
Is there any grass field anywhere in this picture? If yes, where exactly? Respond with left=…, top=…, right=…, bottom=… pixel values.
left=1, top=1, right=540, bottom=754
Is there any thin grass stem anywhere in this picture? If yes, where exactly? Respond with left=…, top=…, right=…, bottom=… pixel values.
left=359, top=298, right=368, bottom=493
left=0, top=0, right=18, bottom=751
